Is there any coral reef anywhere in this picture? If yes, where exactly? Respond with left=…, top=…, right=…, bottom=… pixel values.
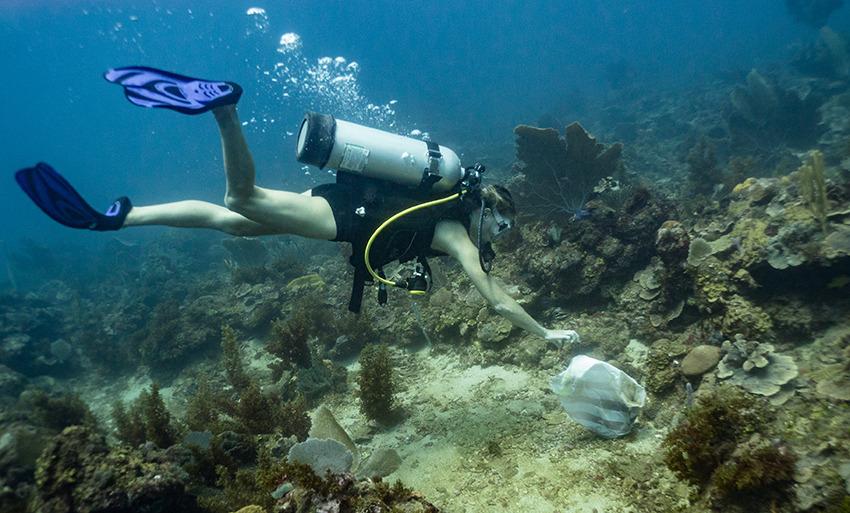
left=6, top=15, right=850, bottom=512
left=32, top=426, right=201, bottom=513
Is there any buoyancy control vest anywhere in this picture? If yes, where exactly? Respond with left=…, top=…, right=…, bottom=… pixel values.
left=337, top=171, right=471, bottom=313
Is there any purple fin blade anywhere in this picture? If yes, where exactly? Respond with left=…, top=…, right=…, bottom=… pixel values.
left=15, top=163, right=100, bottom=229
left=104, top=65, right=242, bottom=114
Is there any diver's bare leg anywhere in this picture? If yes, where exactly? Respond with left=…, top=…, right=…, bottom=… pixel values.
left=211, top=105, right=337, bottom=240
left=124, top=201, right=282, bottom=236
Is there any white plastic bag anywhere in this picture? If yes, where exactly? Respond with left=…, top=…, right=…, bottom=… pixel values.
left=550, top=355, right=646, bottom=438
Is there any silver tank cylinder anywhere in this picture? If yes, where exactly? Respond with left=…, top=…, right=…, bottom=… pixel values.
left=295, top=112, right=463, bottom=192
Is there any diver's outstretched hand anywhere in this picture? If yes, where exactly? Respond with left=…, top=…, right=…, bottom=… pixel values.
left=544, top=329, right=580, bottom=346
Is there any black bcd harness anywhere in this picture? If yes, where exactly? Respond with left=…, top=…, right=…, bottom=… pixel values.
left=339, top=170, right=465, bottom=313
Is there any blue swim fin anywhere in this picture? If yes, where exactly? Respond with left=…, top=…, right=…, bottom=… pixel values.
left=15, top=163, right=132, bottom=231
left=104, top=66, right=242, bottom=115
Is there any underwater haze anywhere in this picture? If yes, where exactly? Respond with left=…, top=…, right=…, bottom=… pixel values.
left=2, top=1, right=850, bottom=513
left=0, top=1, right=819, bottom=250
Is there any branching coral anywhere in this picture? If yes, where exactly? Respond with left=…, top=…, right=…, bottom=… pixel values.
left=192, top=324, right=313, bottom=438
left=266, top=298, right=333, bottom=373
left=513, top=122, right=623, bottom=219
left=185, top=375, right=220, bottom=432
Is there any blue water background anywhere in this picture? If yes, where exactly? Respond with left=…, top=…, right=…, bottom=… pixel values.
left=0, top=1, right=844, bottom=287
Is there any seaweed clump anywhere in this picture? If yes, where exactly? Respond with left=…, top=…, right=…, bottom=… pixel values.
left=222, top=324, right=251, bottom=391
left=664, top=386, right=763, bottom=483
left=662, top=386, right=796, bottom=505
left=187, top=325, right=311, bottom=439
left=798, top=150, right=830, bottom=233
left=357, top=344, right=398, bottom=424
left=267, top=316, right=313, bottom=371
left=711, top=434, right=796, bottom=504
left=112, top=382, right=180, bottom=448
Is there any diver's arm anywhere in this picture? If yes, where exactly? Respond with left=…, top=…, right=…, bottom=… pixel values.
left=432, top=220, right=551, bottom=339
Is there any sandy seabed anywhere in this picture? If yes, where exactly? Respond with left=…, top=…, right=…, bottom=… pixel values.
left=321, top=347, right=697, bottom=513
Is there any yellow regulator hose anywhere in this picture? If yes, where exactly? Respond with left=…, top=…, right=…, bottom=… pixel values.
left=364, top=192, right=461, bottom=287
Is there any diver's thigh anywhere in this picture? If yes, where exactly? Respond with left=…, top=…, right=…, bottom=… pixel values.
left=291, top=195, right=337, bottom=240
left=240, top=187, right=336, bottom=240
left=266, top=191, right=336, bottom=240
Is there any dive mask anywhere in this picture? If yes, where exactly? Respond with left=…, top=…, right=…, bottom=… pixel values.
left=489, top=208, right=513, bottom=239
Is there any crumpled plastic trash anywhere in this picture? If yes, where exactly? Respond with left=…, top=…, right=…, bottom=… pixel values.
left=550, top=355, right=646, bottom=438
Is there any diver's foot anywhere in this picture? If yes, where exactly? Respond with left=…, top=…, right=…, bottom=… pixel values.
left=96, top=196, right=133, bottom=231
left=15, top=162, right=133, bottom=231
left=104, top=66, right=242, bottom=115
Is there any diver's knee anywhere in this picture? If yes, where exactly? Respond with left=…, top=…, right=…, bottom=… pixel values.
left=217, top=214, right=255, bottom=236
left=224, top=194, right=248, bottom=214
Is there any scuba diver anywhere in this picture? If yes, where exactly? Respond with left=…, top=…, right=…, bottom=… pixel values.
left=15, top=66, right=579, bottom=344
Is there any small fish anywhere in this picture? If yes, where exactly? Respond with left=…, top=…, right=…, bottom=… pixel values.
left=111, top=236, right=138, bottom=247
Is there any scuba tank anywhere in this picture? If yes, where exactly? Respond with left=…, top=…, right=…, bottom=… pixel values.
left=296, top=112, right=463, bottom=192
